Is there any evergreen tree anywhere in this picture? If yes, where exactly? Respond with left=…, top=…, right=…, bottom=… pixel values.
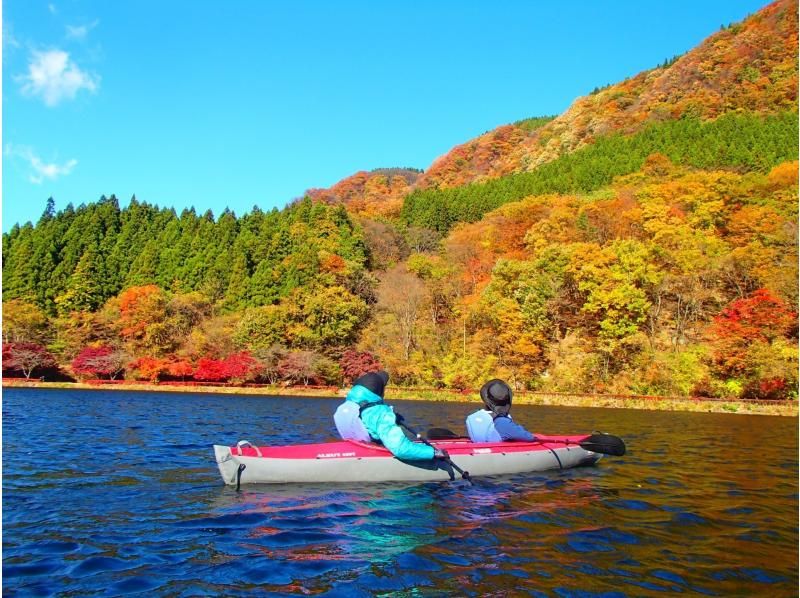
left=55, top=244, right=106, bottom=313
left=38, top=197, right=56, bottom=226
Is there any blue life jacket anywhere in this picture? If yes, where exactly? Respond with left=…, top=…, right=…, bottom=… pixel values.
left=334, top=384, right=434, bottom=460
left=466, top=409, right=535, bottom=442
left=466, top=409, right=502, bottom=442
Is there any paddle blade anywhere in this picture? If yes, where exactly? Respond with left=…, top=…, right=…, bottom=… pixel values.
left=580, top=433, right=626, bottom=456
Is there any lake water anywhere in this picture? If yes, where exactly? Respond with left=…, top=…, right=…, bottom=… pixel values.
left=2, top=388, right=797, bottom=596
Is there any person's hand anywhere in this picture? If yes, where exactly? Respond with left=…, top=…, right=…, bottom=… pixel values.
left=395, top=412, right=405, bottom=425
left=433, top=448, right=449, bottom=459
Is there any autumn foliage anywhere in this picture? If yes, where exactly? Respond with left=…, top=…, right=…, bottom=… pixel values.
left=411, top=0, right=798, bottom=191
left=306, top=168, right=421, bottom=218
left=2, top=1, right=797, bottom=401
left=194, top=352, right=259, bottom=383
left=707, top=290, right=798, bottom=398
left=71, top=345, right=127, bottom=380
left=3, top=342, right=57, bottom=379
left=339, top=349, right=382, bottom=384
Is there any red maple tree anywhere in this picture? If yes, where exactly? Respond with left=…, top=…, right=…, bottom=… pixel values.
left=709, top=288, right=797, bottom=376
left=194, top=352, right=258, bottom=383
left=339, top=349, right=382, bottom=384
left=72, top=345, right=128, bottom=380
left=3, top=342, right=57, bottom=379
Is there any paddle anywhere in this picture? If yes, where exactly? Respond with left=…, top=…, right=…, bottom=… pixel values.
left=537, top=432, right=627, bottom=456
left=580, top=433, right=626, bottom=456
left=398, top=420, right=474, bottom=485
left=426, top=427, right=626, bottom=457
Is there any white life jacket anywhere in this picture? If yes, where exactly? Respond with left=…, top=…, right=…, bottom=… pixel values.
left=334, top=400, right=372, bottom=442
left=465, top=409, right=502, bottom=442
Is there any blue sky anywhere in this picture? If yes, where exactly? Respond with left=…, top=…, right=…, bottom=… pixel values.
left=2, top=0, right=769, bottom=232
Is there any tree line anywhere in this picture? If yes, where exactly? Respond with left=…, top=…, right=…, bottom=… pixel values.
left=3, top=196, right=371, bottom=315
left=2, top=114, right=797, bottom=400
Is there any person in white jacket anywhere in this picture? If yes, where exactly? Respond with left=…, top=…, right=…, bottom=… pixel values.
left=465, top=379, right=536, bottom=442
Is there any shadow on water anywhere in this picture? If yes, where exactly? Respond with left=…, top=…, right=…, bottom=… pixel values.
left=2, top=388, right=798, bottom=596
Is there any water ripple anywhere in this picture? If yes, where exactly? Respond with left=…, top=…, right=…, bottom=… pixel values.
left=3, top=389, right=797, bottom=596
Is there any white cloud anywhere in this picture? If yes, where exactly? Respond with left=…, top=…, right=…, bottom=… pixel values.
left=17, top=49, right=99, bottom=106
left=48, top=4, right=58, bottom=15
left=3, top=24, right=21, bottom=49
left=66, top=20, right=99, bottom=40
left=5, top=144, right=78, bottom=184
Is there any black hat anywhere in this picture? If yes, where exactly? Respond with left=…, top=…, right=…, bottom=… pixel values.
left=479, top=379, right=512, bottom=418
left=354, top=370, right=389, bottom=398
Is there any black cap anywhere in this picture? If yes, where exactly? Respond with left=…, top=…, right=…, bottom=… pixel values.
left=479, top=379, right=512, bottom=417
left=354, top=370, right=389, bottom=398
left=486, top=380, right=511, bottom=403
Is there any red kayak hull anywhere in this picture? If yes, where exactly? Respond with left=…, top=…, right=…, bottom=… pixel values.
left=213, top=434, right=601, bottom=485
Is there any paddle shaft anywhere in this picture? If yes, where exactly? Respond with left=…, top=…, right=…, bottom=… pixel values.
left=536, top=433, right=626, bottom=456
left=421, top=427, right=625, bottom=457
left=399, top=421, right=474, bottom=484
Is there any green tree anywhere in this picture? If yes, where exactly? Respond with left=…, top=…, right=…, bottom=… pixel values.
left=284, top=286, right=369, bottom=349
left=55, top=244, right=106, bottom=314
left=234, top=305, right=288, bottom=351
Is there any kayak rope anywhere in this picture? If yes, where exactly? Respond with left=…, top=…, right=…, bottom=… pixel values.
left=544, top=445, right=563, bottom=470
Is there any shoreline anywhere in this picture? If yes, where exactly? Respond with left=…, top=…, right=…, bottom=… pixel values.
left=2, top=379, right=796, bottom=417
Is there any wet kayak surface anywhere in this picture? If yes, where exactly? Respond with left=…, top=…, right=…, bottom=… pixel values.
left=3, top=388, right=797, bottom=596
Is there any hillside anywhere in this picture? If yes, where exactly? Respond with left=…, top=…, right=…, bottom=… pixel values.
left=360, top=158, right=798, bottom=398
left=305, top=168, right=422, bottom=218
left=310, top=0, right=797, bottom=199
left=402, top=111, right=798, bottom=232
left=3, top=0, right=797, bottom=400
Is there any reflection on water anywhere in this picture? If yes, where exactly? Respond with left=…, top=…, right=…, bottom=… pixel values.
left=3, top=388, right=798, bottom=596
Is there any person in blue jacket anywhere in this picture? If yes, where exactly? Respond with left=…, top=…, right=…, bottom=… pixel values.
left=465, top=379, right=536, bottom=442
left=334, top=370, right=448, bottom=461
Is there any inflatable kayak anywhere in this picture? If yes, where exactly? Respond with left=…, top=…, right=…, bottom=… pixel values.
left=212, top=433, right=625, bottom=486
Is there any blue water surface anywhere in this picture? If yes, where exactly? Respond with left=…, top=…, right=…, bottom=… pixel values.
left=3, top=388, right=798, bottom=596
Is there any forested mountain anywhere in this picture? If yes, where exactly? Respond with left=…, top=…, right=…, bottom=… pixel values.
left=402, top=111, right=798, bottom=232
left=311, top=0, right=797, bottom=200
left=3, top=0, right=797, bottom=399
left=415, top=0, right=797, bottom=189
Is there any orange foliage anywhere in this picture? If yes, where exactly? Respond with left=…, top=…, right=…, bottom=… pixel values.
left=131, top=355, right=196, bottom=382
left=130, top=356, right=170, bottom=382
left=444, top=196, right=559, bottom=289
left=306, top=169, right=419, bottom=218
left=118, top=285, right=167, bottom=339
left=726, top=205, right=782, bottom=245
left=582, top=191, right=646, bottom=242
left=320, top=253, right=346, bottom=274
left=767, top=160, right=798, bottom=188
left=167, top=359, right=194, bottom=379
left=417, top=125, right=527, bottom=189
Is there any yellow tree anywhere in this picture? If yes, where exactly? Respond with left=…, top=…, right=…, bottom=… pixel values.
left=2, top=299, right=49, bottom=344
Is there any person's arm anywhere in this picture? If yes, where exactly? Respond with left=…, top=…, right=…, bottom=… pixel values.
left=366, top=406, right=435, bottom=460
left=493, top=416, right=535, bottom=441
